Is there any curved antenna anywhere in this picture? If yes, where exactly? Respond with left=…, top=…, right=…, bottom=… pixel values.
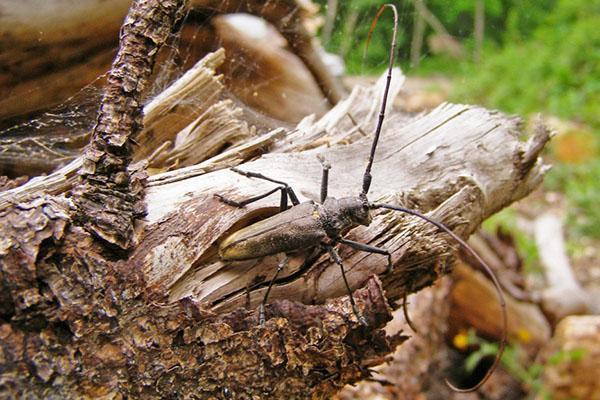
left=361, top=4, right=399, bottom=197
left=371, top=203, right=507, bottom=393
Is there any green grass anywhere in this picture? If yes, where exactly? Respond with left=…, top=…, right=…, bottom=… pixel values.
left=460, top=329, right=587, bottom=399
left=545, top=160, right=600, bottom=239
left=449, top=0, right=600, bottom=130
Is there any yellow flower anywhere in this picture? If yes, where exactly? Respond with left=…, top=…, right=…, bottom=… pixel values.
left=517, top=328, right=532, bottom=344
left=453, top=331, right=469, bottom=350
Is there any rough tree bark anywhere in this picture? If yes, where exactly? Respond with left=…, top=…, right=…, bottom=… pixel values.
left=0, top=1, right=551, bottom=399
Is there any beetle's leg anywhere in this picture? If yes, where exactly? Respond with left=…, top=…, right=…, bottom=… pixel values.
left=230, top=167, right=301, bottom=206
left=326, top=245, right=368, bottom=326
left=402, top=292, right=419, bottom=333
left=258, top=254, right=288, bottom=325
left=338, top=238, right=393, bottom=274
left=317, top=155, right=331, bottom=204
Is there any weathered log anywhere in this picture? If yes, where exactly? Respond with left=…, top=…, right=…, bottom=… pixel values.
left=137, top=96, right=550, bottom=315
left=0, top=81, right=550, bottom=398
left=1, top=73, right=549, bottom=398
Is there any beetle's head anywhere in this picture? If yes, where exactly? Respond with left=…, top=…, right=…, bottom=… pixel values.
left=340, top=197, right=372, bottom=226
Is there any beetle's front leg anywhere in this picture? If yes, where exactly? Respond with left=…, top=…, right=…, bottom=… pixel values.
left=215, top=168, right=301, bottom=212
left=326, top=245, right=368, bottom=326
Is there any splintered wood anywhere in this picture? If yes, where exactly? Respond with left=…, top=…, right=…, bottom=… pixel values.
left=133, top=68, right=550, bottom=314
left=0, top=50, right=257, bottom=210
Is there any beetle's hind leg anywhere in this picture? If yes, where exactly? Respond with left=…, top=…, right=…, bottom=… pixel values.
left=258, top=254, right=288, bottom=325
left=338, top=238, right=393, bottom=274
left=231, top=167, right=300, bottom=206
left=215, top=168, right=301, bottom=212
left=326, top=245, right=368, bottom=326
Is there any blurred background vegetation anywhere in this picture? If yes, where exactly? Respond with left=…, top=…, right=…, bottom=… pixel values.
left=315, top=0, right=599, bottom=249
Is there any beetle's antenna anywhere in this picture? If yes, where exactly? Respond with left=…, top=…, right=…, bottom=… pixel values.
left=371, top=203, right=507, bottom=393
left=361, top=4, right=399, bottom=198
left=402, top=292, right=419, bottom=333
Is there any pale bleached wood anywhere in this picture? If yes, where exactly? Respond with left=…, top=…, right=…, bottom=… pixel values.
left=0, top=50, right=261, bottom=210
left=534, top=213, right=591, bottom=322
left=190, top=0, right=347, bottom=104
left=212, top=14, right=330, bottom=123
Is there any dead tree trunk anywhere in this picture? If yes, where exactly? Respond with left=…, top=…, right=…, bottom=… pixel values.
left=0, top=1, right=550, bottom=398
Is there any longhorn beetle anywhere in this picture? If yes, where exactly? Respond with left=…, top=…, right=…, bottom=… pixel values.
left=215, top=4, right=506, bottom=393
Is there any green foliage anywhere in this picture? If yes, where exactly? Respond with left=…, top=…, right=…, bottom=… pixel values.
left=427, top=0, right=503, bottom=40
left=320, top=0, right=413, bottom=73
left=446, top=0, right=600, bottom=241
left=460, top=329, right=586, bottom=399
left=316, top=0, right=559, bottom=72
left=452, top=0, right=600, bottom=129
left=504, top=0, right=557, bottom=42
left=317, top=0, right=598, bottom=128
left=545, top=160, right=600, bottom=238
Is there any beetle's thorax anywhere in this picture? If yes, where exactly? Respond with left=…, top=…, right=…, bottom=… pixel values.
left=319, top=196, right=372, bottom=238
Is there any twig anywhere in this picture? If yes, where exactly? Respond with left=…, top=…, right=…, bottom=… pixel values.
left=72, top=0, right=188, bottom=249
